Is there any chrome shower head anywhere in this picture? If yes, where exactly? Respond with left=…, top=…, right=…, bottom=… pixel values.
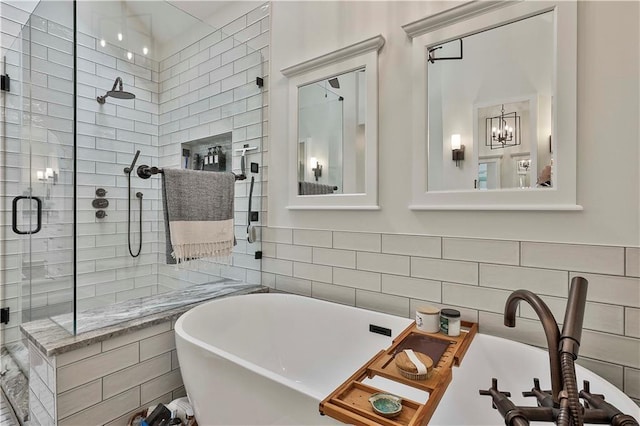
left=328, top=77, right=340, bottom=89
left=97, top=77, right=135, bottom=104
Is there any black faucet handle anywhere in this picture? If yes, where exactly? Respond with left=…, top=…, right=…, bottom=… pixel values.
left=479, top=378, right=512, bottom=397
left=580, top=382, right=640, bottom=426
left=479, top=378, right=512, bottom=409
left=580, top=380, right=605, bottom=409
left=522, top=378, right=555, bottom=408
left=479, top=379, right=531, bottom=425
left=522, top=378, right=542, bottom=397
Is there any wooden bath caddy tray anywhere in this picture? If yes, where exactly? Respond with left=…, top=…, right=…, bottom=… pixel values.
left=320, top=321, right=478, bottom=426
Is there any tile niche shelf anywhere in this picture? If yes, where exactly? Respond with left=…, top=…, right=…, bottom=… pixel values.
left=181, top=132, right=232, bottom=172
left=320, top=321, right=478, bottom=426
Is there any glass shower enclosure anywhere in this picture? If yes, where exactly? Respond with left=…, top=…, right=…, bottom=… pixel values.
left=0, top=0, right=266, bottom=420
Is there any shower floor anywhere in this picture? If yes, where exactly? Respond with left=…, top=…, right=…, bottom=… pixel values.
left=0, top=344, right=29, bottom=424
left=1, top=387, right=20, bottom=426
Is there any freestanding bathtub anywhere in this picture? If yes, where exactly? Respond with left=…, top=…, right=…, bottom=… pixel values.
left=175, top=293, right=639, bottom=425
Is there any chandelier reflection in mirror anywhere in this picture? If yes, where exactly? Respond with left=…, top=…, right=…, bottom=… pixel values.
left=486, top=104, right=521, bottom=149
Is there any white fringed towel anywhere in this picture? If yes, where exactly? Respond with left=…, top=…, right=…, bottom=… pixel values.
left=162, top=169, right=235, bottom=264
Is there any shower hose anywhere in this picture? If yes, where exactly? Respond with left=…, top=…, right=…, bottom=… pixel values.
left=127, top=174, right=143, bottom=258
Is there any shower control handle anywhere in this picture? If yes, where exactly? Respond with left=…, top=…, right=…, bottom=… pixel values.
left=92, top=199, right=109, bottom=209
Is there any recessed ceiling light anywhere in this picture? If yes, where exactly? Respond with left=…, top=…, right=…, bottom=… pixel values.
left=127, top=51, right=133, bottom=60
left=143, top=47, right=148, bottom=55
left=117, top=33, right=123, bottom=41
left=100, top=39, right=106, bottom=47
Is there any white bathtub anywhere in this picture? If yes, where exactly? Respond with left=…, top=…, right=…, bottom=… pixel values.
left=175, top=293, right=639, bottom=425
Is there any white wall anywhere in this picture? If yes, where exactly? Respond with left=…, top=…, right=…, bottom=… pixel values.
left=267, top=0, right=640, bottom=401
left=269, top=1, right=639, bottom=247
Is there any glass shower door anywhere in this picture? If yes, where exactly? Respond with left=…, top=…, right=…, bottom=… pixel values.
left=24, top=3, right=76, bottom=334
left=1, top=2, right=76, bottom=361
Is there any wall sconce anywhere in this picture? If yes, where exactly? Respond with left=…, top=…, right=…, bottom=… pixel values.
left=451, top=134, right=465, bottom=167
left=310, top=157, right=322, bottom=181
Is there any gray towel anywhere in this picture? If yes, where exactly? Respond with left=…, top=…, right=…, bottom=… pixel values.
left=162, top=169, right=235, bottom=264
left=298, top=181, right=336, bottom=195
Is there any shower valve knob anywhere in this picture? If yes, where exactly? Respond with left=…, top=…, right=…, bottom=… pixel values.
left=95, top=210, right=107, bottom=219
left=92, top=199, right=109, bottom=209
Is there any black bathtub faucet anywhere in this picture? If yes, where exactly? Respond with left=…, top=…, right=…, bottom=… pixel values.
left=480, top=277, right=639, bottom=426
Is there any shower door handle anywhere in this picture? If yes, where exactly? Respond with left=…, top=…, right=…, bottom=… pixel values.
left=12, top=195, right=42, bottom=235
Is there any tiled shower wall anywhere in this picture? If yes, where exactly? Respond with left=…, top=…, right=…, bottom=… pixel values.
left=261, top=228, right=640, bottom=401
left=156, top=6, right=269, bottom=291
left=74, top=27, right=162, bottom=313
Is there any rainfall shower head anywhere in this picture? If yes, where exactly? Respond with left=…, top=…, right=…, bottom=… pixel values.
left=97, top=77, right=135, bottom=104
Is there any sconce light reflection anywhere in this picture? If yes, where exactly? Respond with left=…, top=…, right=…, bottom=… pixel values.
left=310, top=157, right=322, bottom=181
left=451, top=134, right=465, bottom=167
left=37, top=168, right=58, bottom=184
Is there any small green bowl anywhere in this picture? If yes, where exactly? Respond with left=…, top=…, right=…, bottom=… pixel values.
left=368, top=393, right=403, bottom=418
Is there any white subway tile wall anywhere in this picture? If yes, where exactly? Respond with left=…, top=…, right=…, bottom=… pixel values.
left=156, top=7, right=269, bottom=292
left=263, top=227, right=640, bottom=401
left=0, top=3, right=270, bottom=345
left=28, top=320, right=185, bottom=425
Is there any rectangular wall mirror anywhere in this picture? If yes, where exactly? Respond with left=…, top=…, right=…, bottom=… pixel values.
left=297, top=69, right=366, bottom=196
left=282, top=35, right=384, bottom=210
left=427, top=12, right=553, bottom=192
left=406, top=1, right=579, bottom=210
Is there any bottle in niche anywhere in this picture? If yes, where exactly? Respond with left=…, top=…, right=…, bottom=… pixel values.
left=216, top=145, right=226, bottom=171
left=204, top=148, right=214, bottom=171
left=212, top=146, right=220, bottom=171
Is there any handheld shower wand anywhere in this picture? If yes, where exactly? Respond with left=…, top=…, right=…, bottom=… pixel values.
left=124, top=150, right=140, bottom=175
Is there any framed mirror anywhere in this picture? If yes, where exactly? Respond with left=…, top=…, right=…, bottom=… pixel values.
left=405, top=1, right=580, bottom=210
left=282, top=35, right=384, bottom=210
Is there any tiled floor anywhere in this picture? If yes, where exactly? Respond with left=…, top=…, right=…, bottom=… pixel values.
left=1, top=388, right=20, bottom=426
left=1, top=345, right=29, bottom=424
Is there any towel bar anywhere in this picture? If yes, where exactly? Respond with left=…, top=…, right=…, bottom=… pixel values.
left=136, top=165, right=246, bottom=181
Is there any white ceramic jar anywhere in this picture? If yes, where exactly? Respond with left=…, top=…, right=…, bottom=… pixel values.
left=416, top=306, right=440, bottom=333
